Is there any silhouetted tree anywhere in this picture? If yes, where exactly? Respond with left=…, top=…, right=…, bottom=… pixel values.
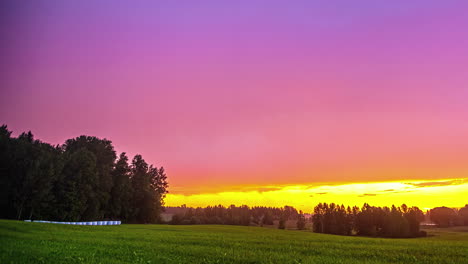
left=63, top=136, right=116, bottom=219
left=429, top=207, right=457, bottom=227
left=170, top=213, right=182, bottom=225
left=0, top=125, right=168, bottom=223
left=7, top=132, right=62, bottom=220
left=459, top=205, right=468, bottom=226
left=129, top=155, right=168, bottom=223
left=0, top=125, right=14, bottom=219
left=167, top=205, right=300, bottom=227
left=278, top=217, right=286, bottom=229
left=109, top=153, right=132, bottom=220
left=56, top=148, right=98, bottom=221
left=402, top=204, right=425, bottom=236
left=313, top=203, right=425, bottom=238
left=263, top=211, right=274, bottom=225
left=297, top=210, right=306, bottom=230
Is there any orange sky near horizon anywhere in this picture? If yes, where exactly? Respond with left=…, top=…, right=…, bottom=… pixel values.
left=165, top=178, right=468, bottom=212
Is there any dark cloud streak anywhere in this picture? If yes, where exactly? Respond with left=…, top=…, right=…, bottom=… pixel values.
left=406, top=179, right=468, bottom=188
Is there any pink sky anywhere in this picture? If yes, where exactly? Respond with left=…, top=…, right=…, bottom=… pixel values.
left=1, top=1, right=468, bottom=194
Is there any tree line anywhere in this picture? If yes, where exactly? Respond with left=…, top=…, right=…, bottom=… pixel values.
left=167, top=204, right=307, bottom=229
left=0, top=125, right=168, bottom=223
left=2, top=123, right=466, bottom=231
left=429, top=205, right=468, bottom=227
left=167, top=203, right=468, bottom=238
left=312, top=203, right=426, bottom=238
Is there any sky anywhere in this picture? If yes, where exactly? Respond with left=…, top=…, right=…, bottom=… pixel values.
left=1, top=1, right=468, bottom=211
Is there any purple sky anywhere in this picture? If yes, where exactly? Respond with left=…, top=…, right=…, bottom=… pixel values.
left=2, top=1, right=468, bottom=194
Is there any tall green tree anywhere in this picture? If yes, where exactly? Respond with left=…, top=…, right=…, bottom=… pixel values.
left=0, top=125, right=14, bottom=219
left=130, top=154, right=149, bottom=223
left=128, top=155, right=169, bottom=223
left=0, top=125, right=169, bottom=223
left=109, top=152, right=132, bottom=220
left=7, top=132, right=61, bottom=220
left=55, top=148, right=98, bottom=221
left=63, top=136, right=117, bottom=219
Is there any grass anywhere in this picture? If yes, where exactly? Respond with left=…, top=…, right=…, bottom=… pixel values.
left=1, top=220, right=468, bottom=264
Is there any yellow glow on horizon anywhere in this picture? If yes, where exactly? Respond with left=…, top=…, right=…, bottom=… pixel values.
left=165, top=178, right=468, bottom=212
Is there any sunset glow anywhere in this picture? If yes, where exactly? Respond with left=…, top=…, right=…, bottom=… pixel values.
left=166, top=178, right=468, bottom=211
left=2, top=1, right=468, bottom=211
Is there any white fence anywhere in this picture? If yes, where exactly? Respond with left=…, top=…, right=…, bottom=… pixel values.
left=25, top=220, right=121, bottom=225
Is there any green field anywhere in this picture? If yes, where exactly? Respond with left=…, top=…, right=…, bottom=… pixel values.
left=1, top=220, right=467, bottom=264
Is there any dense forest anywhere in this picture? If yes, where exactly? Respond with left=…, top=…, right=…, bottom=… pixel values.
left=429, top=206, right=468, bottom=227
left=312, top=203, right=425, bottom=238
left=313, top=203, right=468, bottom=238
left=0, top=125, right=168, bottom=223
left=167, top=203, right=468, bottom=238
left=167, top=205, right=305, bottom=229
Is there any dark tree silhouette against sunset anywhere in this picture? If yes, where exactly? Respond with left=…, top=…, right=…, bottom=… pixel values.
left=0, top=125, right=168, bottom=223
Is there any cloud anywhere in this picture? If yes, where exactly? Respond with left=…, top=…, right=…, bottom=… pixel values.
left=316, top=192, right=328, bottom=195
left=256, top=187, right=283, bottom=193
left=406, top=179, right=468, bottom=188
left=377, top=189, right=414, bottom=194
left=358, top=193, right=378, bottom=197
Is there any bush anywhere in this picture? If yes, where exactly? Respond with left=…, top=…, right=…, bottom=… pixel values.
left=278, top=218, right=286, bottom=229
left=297, top=214, right=306, bottom=230
left=170, top=214, right=183, bottom=225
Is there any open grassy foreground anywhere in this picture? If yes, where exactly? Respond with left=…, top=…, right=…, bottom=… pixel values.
left=1, top=220, right=468, bottom=264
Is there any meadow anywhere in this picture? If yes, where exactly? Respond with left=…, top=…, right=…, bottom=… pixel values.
left=1, top=220, right=467, bottom=264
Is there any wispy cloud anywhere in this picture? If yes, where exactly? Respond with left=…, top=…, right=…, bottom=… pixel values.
left=255, top=187, right=283, bottom=193
left=358, top=193, right=378, bottom=197
left=405, top=178, right=468, bottom=188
